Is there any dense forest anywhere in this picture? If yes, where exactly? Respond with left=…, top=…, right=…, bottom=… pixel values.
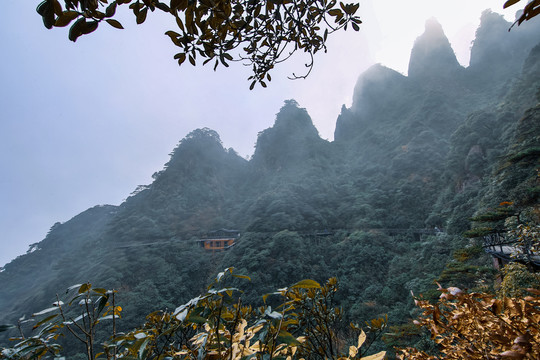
left=1, top=10, right=539, bottom=358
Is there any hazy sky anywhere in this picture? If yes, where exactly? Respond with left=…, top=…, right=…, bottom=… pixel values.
left=0, top=1, right=519, bottom=267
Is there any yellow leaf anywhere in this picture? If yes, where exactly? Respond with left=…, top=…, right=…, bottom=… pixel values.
left=357, top=330, right=366, bottom=348
left=291, top=279, right=321, bottom=289
left=78, top=283, right=91, bottom=294
left=349, top=345, right=358, bottom=358
left=360, top=351, right=386, bottom=360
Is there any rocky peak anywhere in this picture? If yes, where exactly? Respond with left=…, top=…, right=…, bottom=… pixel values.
left=167, top=128, right=225, bottom=163
left=407, top=18, right=461, bottom=79
left=469, top=10, right=513, bottom=68
left=271, top=99, right=320, bottom=137
left=334, top=63, right=418, bottom=142
left=151, top=127, right=243, bottom=184
left=470, top=10, right=540, bottom=76
left=350, top=64, right=407, bottom=114
left=252, top=100, right=323, bottom=170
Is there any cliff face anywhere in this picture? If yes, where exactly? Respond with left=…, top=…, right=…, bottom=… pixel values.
left=467, top=10, right=540, bottom=93
left=335, top=64, right=411, bottom=143
left=408, top=18, right=462, bottom=80
left=333, top=13, right=540, bottom=171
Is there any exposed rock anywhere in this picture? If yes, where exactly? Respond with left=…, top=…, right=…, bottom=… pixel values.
left=334, top=64, right=410, bottom=141
left=407, top=18, right=461, bottom=80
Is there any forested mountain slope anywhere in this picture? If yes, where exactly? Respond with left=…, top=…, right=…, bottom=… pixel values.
left=1, top=10, right=539, bottom=356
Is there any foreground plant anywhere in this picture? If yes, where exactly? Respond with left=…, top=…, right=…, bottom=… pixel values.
left=397, top=285, right=540, bottom=360
left=1, top=269, right=386, bottom=360
left=1, top=283, right=120, bottom=359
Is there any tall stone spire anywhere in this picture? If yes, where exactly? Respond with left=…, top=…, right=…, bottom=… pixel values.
left=407, top=18, right=461, bottom=80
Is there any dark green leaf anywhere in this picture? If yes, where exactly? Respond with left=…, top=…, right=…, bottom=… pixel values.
left=504, top=0, right=522, bottom=8
left=219, top=54, right=229, bottom=67
left=105, top=2, right=117, bottom=17
left=68, top=20, right=83, bottom=41
left=36, top=1, right=48, bottom=16
left=136, top=7, right=148, bottom=24
left=328, top=9, right=342, bottom=17
left=106, top=19, right=124, bottom=29
left=170, top=0, right=181, bottom=11
left=81, top=20, right=98, bottom=35
left=155, top=2, right=170, bottom=12
left=96, top=294, right=110, bottom=316
left=166, top=30, right=180, bottom=38
left=186, top=314, right=206, bottom=324
left=52, top=0, right=63, bottom=17
left=55, top=11, right=79, bottom=27
left=175, top=14, right=185, bottom=31
left=0, top=324, right=15, bottom=332
left=37, top=1, right=55, bottom=29
left=175, top=53, right=186, bottom=65
left=526, top=5, right=540, bottom=20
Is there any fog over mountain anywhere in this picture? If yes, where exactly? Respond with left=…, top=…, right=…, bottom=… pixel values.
left=1, top=10, right=539, bottom=357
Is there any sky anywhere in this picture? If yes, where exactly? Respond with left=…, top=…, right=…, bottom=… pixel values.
left=0, top=1, right=521, bottom=267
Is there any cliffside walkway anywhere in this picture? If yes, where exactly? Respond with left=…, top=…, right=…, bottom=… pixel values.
left=114, top=228, right=441, bottom=249
left=483, top=233, right=540, bottom=268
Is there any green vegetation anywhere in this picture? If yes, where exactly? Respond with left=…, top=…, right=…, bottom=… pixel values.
left=2, top=9, right=540, bottom=359
left=1, top=270, right=387, bottom=360
left=498, top=262, right=540, bottom=297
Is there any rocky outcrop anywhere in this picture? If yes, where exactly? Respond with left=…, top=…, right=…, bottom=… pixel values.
left=407, top=18, right=462, bottom=80
left=251, top=100, right=326, bottom=171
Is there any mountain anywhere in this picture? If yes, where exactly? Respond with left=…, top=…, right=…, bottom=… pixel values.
left=1, top=12, right=539, bottom=357
left=407, top=17, right=461, bottom=81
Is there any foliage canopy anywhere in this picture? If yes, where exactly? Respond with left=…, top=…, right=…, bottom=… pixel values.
left=35, top=0, right=361, bottom=88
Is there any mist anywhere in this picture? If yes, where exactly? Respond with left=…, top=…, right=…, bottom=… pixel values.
left=0, top=1, right=521, bottom=267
